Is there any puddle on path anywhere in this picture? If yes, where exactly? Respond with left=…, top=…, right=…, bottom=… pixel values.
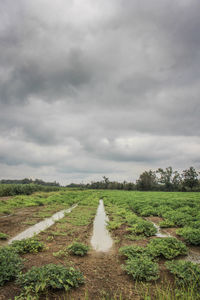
left=152, top=222, right=170, bottom=238
left=91, top=199, right=113, bottom=252
left=8, top=204, right=77, bottom=244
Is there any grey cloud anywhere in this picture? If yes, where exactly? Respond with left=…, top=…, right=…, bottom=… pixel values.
left=0, top=0, right=200, bottom=184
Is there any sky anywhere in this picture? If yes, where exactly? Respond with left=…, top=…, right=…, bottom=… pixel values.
left=0, top=0, right=200, bottom=185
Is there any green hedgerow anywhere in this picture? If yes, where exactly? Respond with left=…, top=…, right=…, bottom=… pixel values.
left=122, top=256, right=159, bottom=282
left=0, top=246, right=23, bottom=286
left=176, top=227, right=200, bottom=245
left=67, top=242, right=89, bottom=256
left=147, top=237, right=188, bottom=259
left=166, top=260, right=200, bottom=288
left=11, top=238, right=45, bottom=254
left=16, top=264, right=84, bottom=297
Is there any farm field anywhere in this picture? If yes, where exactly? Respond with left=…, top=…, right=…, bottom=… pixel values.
left=0, top=189, right=200, bottom=299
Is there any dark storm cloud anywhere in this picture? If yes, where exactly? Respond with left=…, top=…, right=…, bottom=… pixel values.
left=0, top=0, right=200, bottom=183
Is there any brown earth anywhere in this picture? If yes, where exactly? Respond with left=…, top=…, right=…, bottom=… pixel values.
left=1, top=205, right=198, bottom=300
left=0, top=208, right=142, bottom=300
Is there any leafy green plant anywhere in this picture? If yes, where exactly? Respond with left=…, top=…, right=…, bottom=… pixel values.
left=127, top=220, right=157, bottom=237
left=0, top=246, right=23, bottom=286
left=11, top=238, right=45, bottom=254
left=166, top=260, right=200, bottom=288
left=162, top=211, right=194, bottom=227
left=122, top=256, right=159, bottom=282
left=176, top=227, right=200, bottom=245
left=67, top=242, right=89, bottom=256
left=16, top=264, right=84, bottom=297
left=147, top=237, right=187, bottom=259
left=0, top=232, right=9, bottom=240
left=53, top=249, right=68, bottom=258
left=119, top=245, right=147, bottom=259
left=159, top=219, right=175, bottom=228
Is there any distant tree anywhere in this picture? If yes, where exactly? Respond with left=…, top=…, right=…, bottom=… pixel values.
left=172, top=170, right=182, bottom=190
left=182, top=167, right=199, bottom=191
left=136, top=170, right=157, bottom=191
left=156, top=167, right=174, bottom=191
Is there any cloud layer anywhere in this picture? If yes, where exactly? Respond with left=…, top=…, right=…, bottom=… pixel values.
left=0, top=0, right=200, bottom=184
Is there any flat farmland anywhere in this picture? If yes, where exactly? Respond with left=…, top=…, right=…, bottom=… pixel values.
left=0, top=189, right=200, bottom=300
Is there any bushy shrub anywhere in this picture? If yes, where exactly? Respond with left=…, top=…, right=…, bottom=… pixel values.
left=11, top=238, right=45, bottom=254
left=67, top=242, right=89, bottom=256
left=128, top=220, right=157, bottom=237
left=176, top=227, right=200, bottom=245
left=119, top=245, right=147, bottom=259
left=0, top=246, right=23, bottom=286
left=166, top=260, right=200, bottom=288
left=147, top=237, right=187, bottom=259
left=122, top=256, right=159, bottom=281
left=16, top=264, right=84, bottom=297
left=0, top=232, right=9, bottom=240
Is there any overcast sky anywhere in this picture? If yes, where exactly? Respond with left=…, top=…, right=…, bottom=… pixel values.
left=0, top=0, right=200, bottom=184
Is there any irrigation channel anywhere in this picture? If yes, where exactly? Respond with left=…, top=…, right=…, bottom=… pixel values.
left=8, top=204, right=77, bottom=244
left=152, top=222, right=169, bottom=238
left=91, top=199, right=113, bottom=252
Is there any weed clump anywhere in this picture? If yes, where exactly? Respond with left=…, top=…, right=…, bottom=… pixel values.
left=0, top=246, right=23, bottom=286
left=11, top=238, right=45, bottom=254
left=67, top=242, right=89, bottom=256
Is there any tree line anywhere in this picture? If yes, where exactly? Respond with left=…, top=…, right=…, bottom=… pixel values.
left=0, top=178, right=60, bottom=187
left=67, top=167, right=200, bottom=192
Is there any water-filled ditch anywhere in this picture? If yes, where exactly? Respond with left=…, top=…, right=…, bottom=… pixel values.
left=8, top=204, right=77, bottom=244
left=91, top=199, right=113, bottom=252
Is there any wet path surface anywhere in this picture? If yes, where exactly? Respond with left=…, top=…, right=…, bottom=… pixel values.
left=8, top=204, right=77, bottom=244
left=152, top=222, right=170, bottom=237
left=91, top=199, right=113, bottom=252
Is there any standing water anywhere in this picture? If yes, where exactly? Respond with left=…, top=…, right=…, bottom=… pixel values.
left=152, top=222, right=170, bottom=238
left=8, top=204, right=77, bottom=244
left=91, top=199, right=113, bottom=252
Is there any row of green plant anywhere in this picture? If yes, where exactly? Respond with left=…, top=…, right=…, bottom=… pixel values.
left=101, top=190, right=200, bottom=245
left=118, top=236, right=200, bottom=291
left=105, top=204, right=157, bottom=237
left=0, top=189, right=100, bottom=215
left=0, top=238, right=89, bottom=299
left=0, top=238, right=45, bottom=286
left=119, top=237, right=187, bottom=282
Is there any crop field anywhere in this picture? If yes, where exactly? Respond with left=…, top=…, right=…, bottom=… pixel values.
left=0, top=189, right=200, bottom=299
